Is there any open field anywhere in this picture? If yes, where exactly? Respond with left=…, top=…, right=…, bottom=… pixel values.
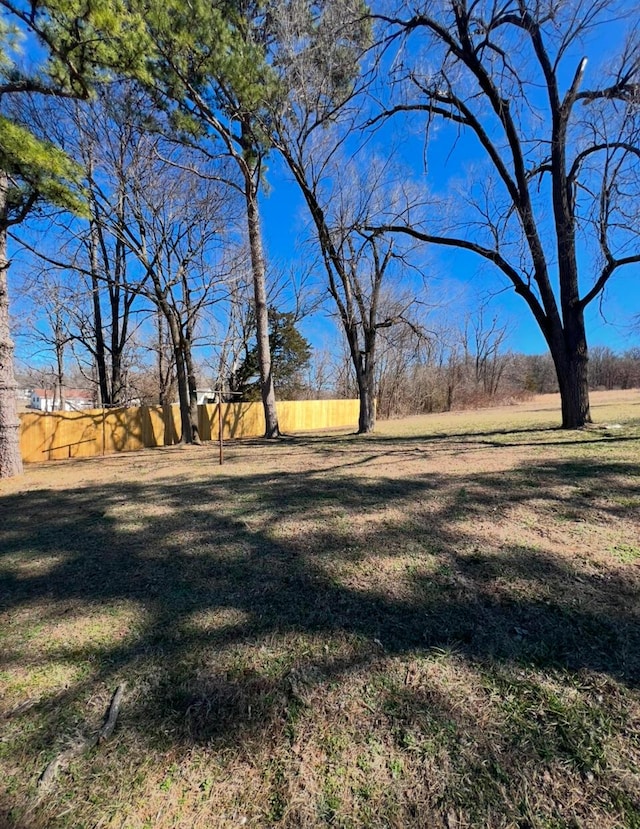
left=1, top=390, right=640, bottom=828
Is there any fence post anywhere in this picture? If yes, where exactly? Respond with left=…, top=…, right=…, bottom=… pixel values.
left=218, top=396, right=223, bottom=465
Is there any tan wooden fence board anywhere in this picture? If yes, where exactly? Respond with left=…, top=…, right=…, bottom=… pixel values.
left=19, top=399, right=360, bottom=464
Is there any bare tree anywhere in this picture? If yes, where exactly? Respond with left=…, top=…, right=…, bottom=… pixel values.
left=154, top=308, right=178, bottom=405
left=140, top=6, right=285, bottom=437
left=16, top=89, right=242, bottom=440
left=265, top=0, right=428, bottom=431
left=20, top=274, right=76, bottom=409
left=463, top=306, right=510, bottom=398
left=375, top=318, right=428, bottom=417
left=11, top=91, right=152, bottom=408
left=277, top=135, right=424, bottom=431
left=370, top=0, right=640, bottom=428
left=206, top=253, right=319, bottom=402
left=0, top=0, right=159, bottom=477
left=111, top=139, right=240, bottom=443
left=266, top=0, right=400, bottom=430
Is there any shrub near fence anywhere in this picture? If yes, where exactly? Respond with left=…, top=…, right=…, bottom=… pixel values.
left=19, top=399, right=361, bottom=464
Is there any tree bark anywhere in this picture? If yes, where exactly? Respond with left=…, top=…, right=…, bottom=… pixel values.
left=146, top=268, right=200, bottom=444
left=357, top=330, right=376, bottom=433
left=243, top=156, right=279, bottom=439
left=54, top=335, right=65, bottom=411
left=153, top=288, right=191, bottom=443
left=557, top=357, right=590, bottom=428
left=182, top=333, right=201, bottom=444
left=0, top=172, right=23, bottom=478
left=343, top=324, right=376, bottom=434
left=356, top=367, right=376, bottom=433
left=548, top=310, right=591, bottom=429
left=157, top=311, right=173, bottom=406
left=181, top=272, right=201, bottom=443
left=87, top=176, right=132, bottom=408
left=173, top=339, right=191, bottom=444
left=87, top=162, right=111, bottom=407
left=89, top=221, right=109, bottom=406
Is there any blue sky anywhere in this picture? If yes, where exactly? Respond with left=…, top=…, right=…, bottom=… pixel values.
left=259, top=143, right=640, bottom=358
left=256, top=4, right=640, bottom=358
left=9, top=0, right=640, bottom=372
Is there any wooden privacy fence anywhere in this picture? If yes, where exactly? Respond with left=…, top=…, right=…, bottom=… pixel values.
left=19, top=399, right=361, bottom=464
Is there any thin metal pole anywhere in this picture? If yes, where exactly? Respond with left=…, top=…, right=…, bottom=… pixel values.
left=218, top=394, right=223, bottom=466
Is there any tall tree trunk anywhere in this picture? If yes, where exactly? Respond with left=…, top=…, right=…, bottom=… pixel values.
left=0, top=173, right=23, bottom=478
left=242, top=143, right=279, bottom=438
left=357, top=332, right=376, bottom=434
left=173, top=341, right=191, bottom=444
left=110, top=185, right=127, bottom=405
left=182, top=334, right=201, bottom=444
left=161, top=310, right=194, bottom=444
left=356, top=367, right=376, bottom=433
left=148, top=276, right=197, bottom=443
left=158, top=317, right=176, bottom=407
left=549, top=86, right=592, bottom=430
left=562, top=309, right=591, bottom=430
left=549, top=332, right=591, bottom=429
left=344, top=324, right=376, bottom=434
left=557, top=356, right=590, bottom=429
left=89, top=218, right=110, bottom=406
left=111, top=351, right=123, bottom=406
left=545, top=303, right=591, bottom=429
left=181, top=275, right=201, bottom=443
left=157, top=310, right=168, bottom=405
left=55, top=337, right=65, bottom=411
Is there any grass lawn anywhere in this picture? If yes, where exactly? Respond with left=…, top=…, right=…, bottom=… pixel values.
left=1, top=390, right=639, bottom=828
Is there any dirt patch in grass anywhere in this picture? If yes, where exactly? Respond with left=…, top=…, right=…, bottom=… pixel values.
left=1, top=391, right=639, bottom=827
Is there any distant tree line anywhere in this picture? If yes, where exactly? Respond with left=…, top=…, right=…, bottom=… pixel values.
left=335, top=331, right=640, bottom=419
left=15, top=299, right=640, bottom=422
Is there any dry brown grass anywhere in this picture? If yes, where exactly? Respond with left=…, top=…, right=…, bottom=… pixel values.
left=1, top=391, right=639, bottom=828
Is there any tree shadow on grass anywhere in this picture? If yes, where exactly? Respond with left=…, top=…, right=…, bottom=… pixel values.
left=1, top=450, right=639, bottom=826
left=282, top=426, right=640, bottom=467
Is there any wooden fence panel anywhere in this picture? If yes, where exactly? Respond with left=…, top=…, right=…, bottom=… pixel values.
left=277, top=399, right=360, bottom=432
left=20, top=410, right=103, bottom=461
left=19, top=399, right=360, bottom=464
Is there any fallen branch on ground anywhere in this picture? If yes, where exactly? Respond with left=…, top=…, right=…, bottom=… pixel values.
left=2, top=698, right=38, bottom=719
left=97, top=683, right=125, bottom=744
left=36, top=683, right=126, bottom=797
